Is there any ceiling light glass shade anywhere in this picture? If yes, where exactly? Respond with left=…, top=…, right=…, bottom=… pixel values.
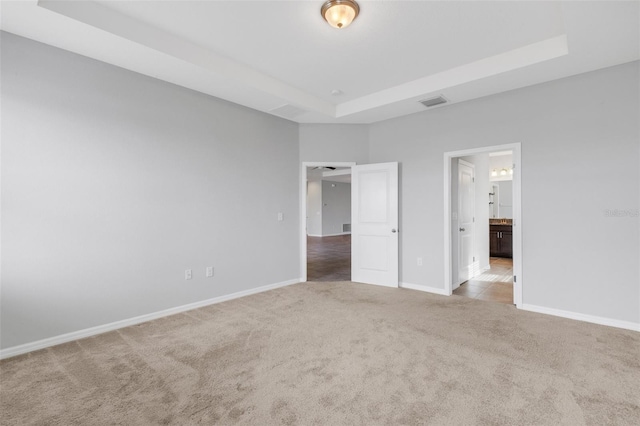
left=491, top=169, right=498, bottom=177
left=500, top=168, right=508, bottom=176
left=509, top=168, right=513, bottom=175
left=321, top=0, right=360, bottom=29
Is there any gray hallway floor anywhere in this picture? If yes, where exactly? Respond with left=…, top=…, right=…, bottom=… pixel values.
left=306, top=235, right=351, bottom=281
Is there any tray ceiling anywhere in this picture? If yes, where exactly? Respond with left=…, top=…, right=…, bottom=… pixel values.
left=1, top=1, right=638, bottom=123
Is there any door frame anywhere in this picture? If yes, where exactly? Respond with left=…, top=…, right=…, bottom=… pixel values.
left=443, top=143, right=523, bottom=307
left=300, top=162, right=356, bottom=282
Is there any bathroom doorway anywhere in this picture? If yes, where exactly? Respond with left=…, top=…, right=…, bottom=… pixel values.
left=444, top=143, right=522, bottom=307
left=453, top=150, right=515, bottom=304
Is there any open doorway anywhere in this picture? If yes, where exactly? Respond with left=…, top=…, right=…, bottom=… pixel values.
left=444, top=144, right=522, bottom=307
left=300, top=161, right=399, bottom=287
left=306, top=166, right=352, bottom=281
left=300, top=162, right=355, bottom=282
left=452, top=151, right=515, bottom=304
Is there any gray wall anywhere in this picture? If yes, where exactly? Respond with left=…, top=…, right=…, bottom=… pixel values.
left=1, top=33, right=300, bottom=349
left=369, top=61, right=639, bottom=323
left=299, top=124, right=369, bottom=164
left=2, top=32, right=638, bottom=351
left=321, top=181, right=351, bottom=236
left=306, top=179, right=323, bottom=236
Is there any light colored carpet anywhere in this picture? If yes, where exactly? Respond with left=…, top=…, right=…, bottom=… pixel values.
left=1, top=282, right=639, bottom=425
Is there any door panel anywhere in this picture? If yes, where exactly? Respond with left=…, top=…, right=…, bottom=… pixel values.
left=359, top=236, right=389, bottom=271
left=352, top=162, right=398, bottom=287
left=457, top=160, right=475, bottom=285
left=358, top=171, right=389, bottom=223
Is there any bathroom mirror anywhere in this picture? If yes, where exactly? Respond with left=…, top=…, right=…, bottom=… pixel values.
left=489, top=184, right=499, bottom=218
left=489, top=181, right=513, bottom=219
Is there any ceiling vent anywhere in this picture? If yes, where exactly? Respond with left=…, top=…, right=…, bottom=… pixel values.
left=269, top=104, right=307, bottom=119
left=419, top=96, right=448, bottom=108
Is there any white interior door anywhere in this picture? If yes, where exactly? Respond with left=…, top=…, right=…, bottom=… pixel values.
left=457, top=160, right=475, bottom=286
left=351, top=162, right=398, bottom=287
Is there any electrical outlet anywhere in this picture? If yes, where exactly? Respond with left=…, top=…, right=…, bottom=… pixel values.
left=185, top=269, right=192, bottom=280
left=277, top=212, right=284, bottom=221
left=206, top=266, right=214, bottom=277
left=417, top=257, right=423, bottom=266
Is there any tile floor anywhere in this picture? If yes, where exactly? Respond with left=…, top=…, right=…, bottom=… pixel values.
left=307, top=235, right=351, bottom=281
left=453, top=257, right=514, bottom=304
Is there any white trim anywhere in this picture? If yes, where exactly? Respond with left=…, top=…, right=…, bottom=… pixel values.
left=453, top=279, right=466, bottom=289
left=308, top=232, right=351, bottom=237
left=444, top=155, right=453, bottom=296
left=520, top=304, right=640, bottom=332
left=511, top=146, right=523, bottom=306
left=444, top=143, right=522, bottom=306
left=300, top=161, right=356, bottom=283
left=0, top=278, right=300, bottom=360
left=457, top=159, right=475, bottom=168
left=400, top=282, right=449, bottom=296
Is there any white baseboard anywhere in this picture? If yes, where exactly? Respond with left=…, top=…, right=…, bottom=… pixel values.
left=400, top=282, right=449, bottom=296
left=308, top=232, right=351, bottom=237
left=520, top=304, right=640, bottom=332
left=0, top=278, right=300, bottom=360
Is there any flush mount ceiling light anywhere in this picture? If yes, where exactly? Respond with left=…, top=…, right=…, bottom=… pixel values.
left=321, top=0, right=360, bottom=29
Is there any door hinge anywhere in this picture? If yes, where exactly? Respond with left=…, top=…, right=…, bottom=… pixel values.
left=472, top=177, right=475, bottom=182
left=472, top=217, right=475, bottom=223
left=473, top=256, right=475, bottom=262
left=514, top=275, right=517, bottom=283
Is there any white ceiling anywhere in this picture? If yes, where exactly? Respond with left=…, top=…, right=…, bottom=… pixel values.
left=322, top=168, right=351, bottom=184
left=2, top=1, right=638, bottom=123
left=307, top=167, right=351, bottom=183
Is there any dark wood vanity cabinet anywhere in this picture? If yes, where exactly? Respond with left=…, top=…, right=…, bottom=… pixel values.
left=490, top=225, right=512, bottom=258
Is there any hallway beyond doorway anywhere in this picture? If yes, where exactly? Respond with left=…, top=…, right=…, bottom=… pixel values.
left=453, top=257, right=513, bottom=304
left=306, top=235, right=350, bottom=281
